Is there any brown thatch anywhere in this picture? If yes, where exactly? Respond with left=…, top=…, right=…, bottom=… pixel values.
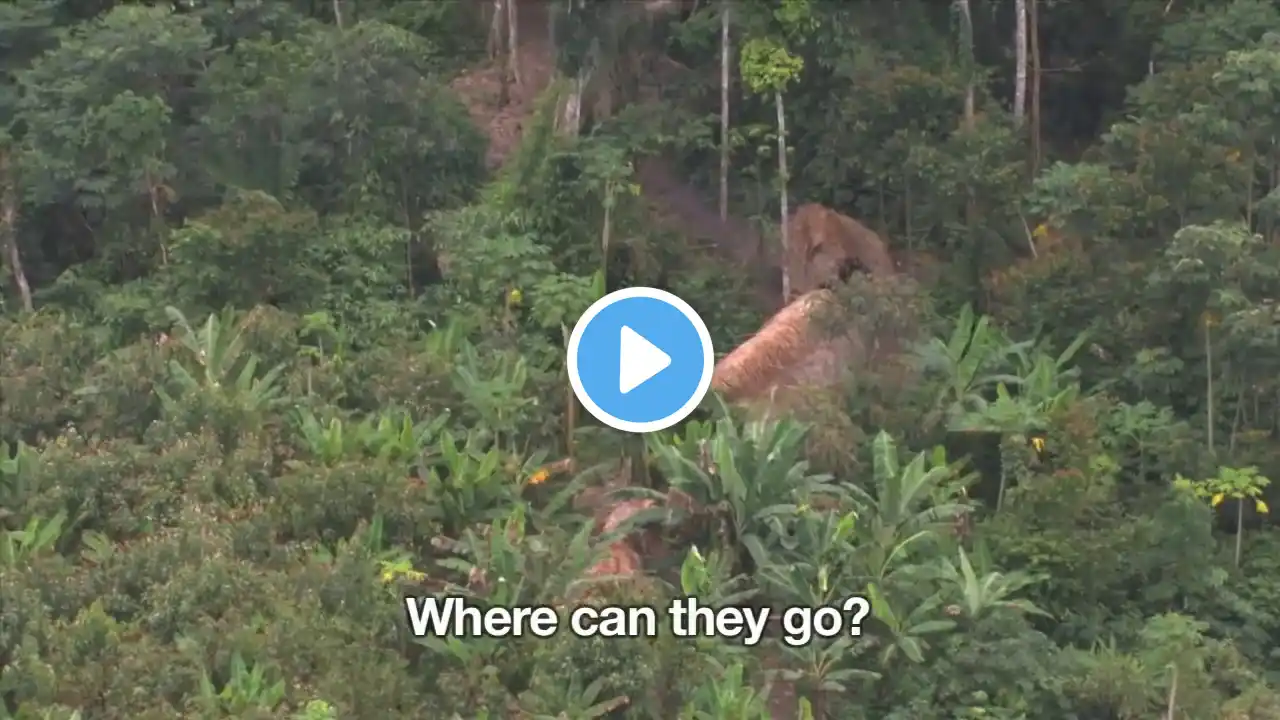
left=710, top=289, right=855, bottom=403
left=786, top=204, right=895, bottom=299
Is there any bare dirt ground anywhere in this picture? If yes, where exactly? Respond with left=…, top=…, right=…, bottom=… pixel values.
left=448, top=0, right=557, bottom=170
left=636, top=157, right=783, bottom=311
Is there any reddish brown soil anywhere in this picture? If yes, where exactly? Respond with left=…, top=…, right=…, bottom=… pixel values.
left=448, top=0, right=557, bottom=170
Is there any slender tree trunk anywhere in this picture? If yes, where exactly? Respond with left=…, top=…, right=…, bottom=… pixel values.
left=957, top=0, right=981, bottom=307
left=491, top=0, right=510, bottom=105
left=1029, top=0, right=1042, bottom=172
left=1206, top=320, right=1215, bottom=455
left=556, top=0, right=586, bottom=136
left=507, top=0, right=521, bottom=87
left=332, top=0, right=344, bottom=29
left=958, top=0, right=975, bottom=129
left=489, top=0, right=505, bottom=58
left=719, top=2, right=731, bottom=222
left=601, top=180, right=613, bottom=288
left=1235, top=497, right=1244, bottom=567
left=558, top=69, right=588, bottom=137
left=548, top=0, right=557, bottom=48
left=0, top=151, right=33, bottom=313
left=564, top=326, right=577, bottom=466
left=145, top=172, right=168, bottom=267
left=1014, top=0, right=1027, bottom=125
left=775, top=90, right=791, bottom=303
left=1165, top=665, right=1178, bottom=720
left=1151, top=0, right=1176, bottom=77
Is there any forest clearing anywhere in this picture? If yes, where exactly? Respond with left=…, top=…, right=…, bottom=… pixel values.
left=6, top=0, right=1280, bottom=718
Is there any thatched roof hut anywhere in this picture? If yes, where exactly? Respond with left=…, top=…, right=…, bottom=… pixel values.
left=785, top=204, right=896, bottom=300
left=710, top=289, right=858, bottom=404
left=710, top=270, right=926, bottom=410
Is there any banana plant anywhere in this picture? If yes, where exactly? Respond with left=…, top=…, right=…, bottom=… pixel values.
left=1017, top=332, right=1087, bottom=414
left=423, top=315, right=472, bottom=363
left=949, top=332, right=1086, bottom=436
left=646, top=412, right=844, bottom=577
left=951, top=382, right=1043, bottom=435
left=758, top=509, right=859, bottom=608
left=293, top=408, right=449, bottom=468
left=757, top=509, right=880, bottom=707
left=1, top=510, right=66, bottom=568
left=947, top=334, right=1087, bottom=510
left=432, top=504, right=602, bottom=609
left=916, top=304, right=1030, bottom=430
left=194, top=652, right=286, bottom=716
left=422, top=506, right=605, bottom=705
left=679, top=545, right=758, bottom=608
left=677, top=546, right=757, bottom=669
left=293, top=409, right=351, bottom=466
left=356, top=410, right=448, bottom=466
left=679, top=663, right=772, bottom=720
left=297, top=311, right=347, bottom=396
left=952, top=384, right=1044, bottom=511
left=154, top=305, right=286, bottom=417
left=771, top=634, right=877, bottom=714
left=0, top=440, right=40, bottom=521
left=932, top=546, right=1050, bottom=623
left=520, top=676, right=629, bottom=720
left=310, top=515, right=418, bottom=586
left=845, top=432, right=969, bottom=584
left=862, top=581, right=956, bottom=666
left=452, top=342, right=537, bottom=453
left=423, top=429, right=537, bottom=536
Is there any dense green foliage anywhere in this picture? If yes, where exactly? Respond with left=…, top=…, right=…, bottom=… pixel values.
left=6, top=0, right=1280, bottom=718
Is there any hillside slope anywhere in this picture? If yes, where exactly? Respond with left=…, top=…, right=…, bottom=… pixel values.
left=448, top=1, right=780, bottom=310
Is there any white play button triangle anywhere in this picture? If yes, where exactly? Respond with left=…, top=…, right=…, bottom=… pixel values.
left=619, top=325, right=671, bottom=394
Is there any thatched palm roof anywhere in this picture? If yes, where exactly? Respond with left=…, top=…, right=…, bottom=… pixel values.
left=786, top=204, right=896, bottom=300
left=710, top=289, right=859, bottom=404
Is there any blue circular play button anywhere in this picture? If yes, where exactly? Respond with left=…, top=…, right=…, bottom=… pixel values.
left=568, top=287, right=715, bottom=433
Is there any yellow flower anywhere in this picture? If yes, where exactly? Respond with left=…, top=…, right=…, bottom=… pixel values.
left=1032, top=223, right=1049, bottom=239
left=528, top=468, right=550, bottom=485
left=507, top=288, right=523, bottom=308
left=1031, top=436, right=1046, bottom=453
left=1211, top=492, right=1226, bottom=508
left=1256, top=499, right=1270, bottom=515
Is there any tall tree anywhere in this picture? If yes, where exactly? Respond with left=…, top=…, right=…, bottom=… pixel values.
left=740, top=0, right=812, bottom=303
left=1029, top=0, right=1042, bottom=171
left=957, top=0, right=975, bottom=129
left=1014, top=0, right=1027, bottom=125
left=507, top=0, right=520, bottom=88
left=0, top=145, right=31, bottom=312
left=488, top=0, right=521, bottom=105
left=720, top=0, right=731, bottom=222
